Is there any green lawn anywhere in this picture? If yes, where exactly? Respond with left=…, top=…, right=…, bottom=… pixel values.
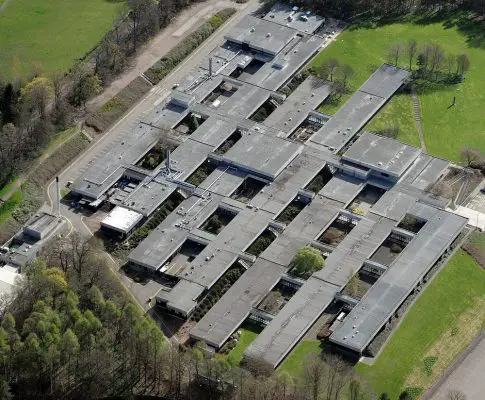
left=0, top=188, right=22, bottom=224
left=0, top=0, right=126, bottom=80
left=356, top=250, right=485, bottom=398
left=222, top=322, right=263, bottom=367
left=311, top=16, right=485, bottom=161
left=278, top=339, right=323, bottom=377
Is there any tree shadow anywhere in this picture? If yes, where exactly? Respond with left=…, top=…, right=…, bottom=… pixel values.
left=348, top=9, right=485, bottom=50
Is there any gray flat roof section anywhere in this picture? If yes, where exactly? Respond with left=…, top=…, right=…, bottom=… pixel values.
left=261, top=195, right=343, bottom=267
left=241, top=34, right=325, bottom=91
left=330, top=207, right=467, bottom=352
left=249, top=148, right=335, bottom=214
left=313, top=216, right=396, bottom=286
left=358, top=64, right=411, bottom=98
left=243, top=215, right=395, bottom=367
left=245, top=276, right=338, bottom=367
left=309, top=91, right=386, bottom=151
left=24, top=212, right=58, bottom=239
left=197, top=167, right=246, bottom=197
left=263, top=3, right=326, bottom=34
left=72, top=122, right=159, bottom=199
left=342, top=132, right=421, bottom=178
left=189, top=117, right=237, bottom=147
left=121, top=179, right=177, bottom=216
left=218, top=84, right=275, bottom=119
left=157, top=280, right=205, bottom=316
left=309, top=65, right=411, bottom=152
left=180, top=207, right=273, bottom=288
left=128, top=194, right=216, bottom=270
left=221, top=134, right=302, bottom=179
left=224, top=15, right=297, bottom=56
left=263, top=76, right=331, bottom=135
left=320, top=173, right=363, bottom=205
left=190, top=259, right=285, bottom=348
left=401, top=154, right=449, bottom=190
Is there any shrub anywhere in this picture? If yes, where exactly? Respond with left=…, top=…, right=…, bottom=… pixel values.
left=291, top=246, right=324, bottom=278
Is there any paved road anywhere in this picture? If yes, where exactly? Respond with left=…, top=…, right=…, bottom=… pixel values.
left=426, top=332, right=485, bottom=400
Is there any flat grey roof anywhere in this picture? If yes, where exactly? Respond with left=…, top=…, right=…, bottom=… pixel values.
left=24, top=212, right=58, bottom=238
left=309, top=91, right=386, bottom=152
left=358, top=64, right=411, bottom=98
left=157, top=280, right=205, bottom=316
left=221, top=134, right=302, bottom=179
left=263, top=76, right=331, bottom=134
left=330, top=206, right=468, bottom=352
left=309, top=65, right=411, bottom=152
left=261, top=194, right=343, bottom=267
left=191, top=258, right=284, bottom=347
left=72, top=122, right=158, bottom=199
left=244, top=214, right=395, bottom=367
left=342, top=132, right=421, bottom=178
left=224, top=15, right=297, bottom=56
left=320, top=173, right=363, bottom=204
left=240, top=34, right=325, bottom=91
left=263, top=3, right=326, bottom=34
left=401, top=154, right=449, bottom=190
left=245, top=277, right=338, bottom=367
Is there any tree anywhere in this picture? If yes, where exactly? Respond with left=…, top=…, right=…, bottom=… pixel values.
left=346, top=272, right=361, bottom=298
left=302, top=353, right=326, bottom=400
left=448, top=389, right=467, bottom=400
left=71, top=63, right=102, bottom=106
left=407, top=39, right=418, bottom=70
left=460, top=147, right=481, bottom=167
left=379, top=394, right=391, bottom=400
left=341, top=65, right=354, bottom=86
left=387, top=43, right=404, bottom=66
left=349, top=380, right=367, bottom=400
left=318, top=58, right=340, bottom=81
left=20, top=76, right=54, bottom=117
left=456, top=54, right=470, bottom=76
left=291, top=246, right=324, bottom=277
left=428, top=43, right=445, bottom=76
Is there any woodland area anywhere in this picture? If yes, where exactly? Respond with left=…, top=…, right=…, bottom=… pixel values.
left=0, top=235, right=373, bottom=400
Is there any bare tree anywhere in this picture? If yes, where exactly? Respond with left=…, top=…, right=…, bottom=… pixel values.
left=407, top=39, right=418, bottom=70
left=320, top=58, right=340, bottom=82
left=456, top=54, right=470, bottom=76
left=460, top=147, right=481, bottom=167
left=302, top=353, right=326, bottom=400
left=428, top=43, right=445, bottom=76
left=387, top=43, right=404, bottom=66
left=324, top=354, right=351, bottom=400
left=448, top=389, right=467, bottom=400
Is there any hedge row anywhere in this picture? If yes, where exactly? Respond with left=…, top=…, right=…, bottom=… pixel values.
left=145, top=8, right=236, bottom=83
left=85, top=77, right=152, bottom=132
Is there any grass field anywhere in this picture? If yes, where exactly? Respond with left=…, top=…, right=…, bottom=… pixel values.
left=356, top=250, right=485, bottom=398
left=311, top=15, right=485, bottom=161
left=221, top=322, right=263, bottom=367
left=0, top=0, right=126, bottom=80
left=278, top=340, right=323, bottom=377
